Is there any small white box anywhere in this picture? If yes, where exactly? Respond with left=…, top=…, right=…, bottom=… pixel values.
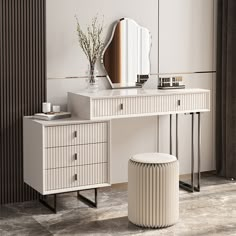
left=52, top=105, right=60, bottom=113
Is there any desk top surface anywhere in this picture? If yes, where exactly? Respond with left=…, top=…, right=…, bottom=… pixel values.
left=23, top=116, right=110, bottom=126
left=70, top=88, right=210, bottom=99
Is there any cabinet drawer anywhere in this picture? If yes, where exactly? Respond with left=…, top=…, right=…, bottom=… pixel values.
left=92, top=92, right=209, bottom=118
left=155, top=93, right=210, bottom=113
left=45, top=122, right=108, bottom=147
left=45, top=163, right=108, bottom=191
left=45, top=143, right=108, bottom=169
left=174, top=93, right=210, bottom=112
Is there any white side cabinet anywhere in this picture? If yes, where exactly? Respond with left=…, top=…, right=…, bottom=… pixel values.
left=23, top=118, right=110, bottom=195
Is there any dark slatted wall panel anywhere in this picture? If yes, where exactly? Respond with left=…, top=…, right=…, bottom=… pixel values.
left=0, top=0, right=46, bottom=204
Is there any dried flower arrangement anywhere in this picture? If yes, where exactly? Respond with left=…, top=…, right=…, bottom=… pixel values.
left=75, top=15, right=104, bottom=83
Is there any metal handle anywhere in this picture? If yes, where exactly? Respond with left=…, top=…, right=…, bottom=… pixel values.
left=120, top=103, right=124, bottom=110
left=74, top=131, right=77, bottom=138
left=177, top=100, right=181, bottom=106
left=74, top=174, right=77, bottom=181
left=74, top=153, right=77, bottom=160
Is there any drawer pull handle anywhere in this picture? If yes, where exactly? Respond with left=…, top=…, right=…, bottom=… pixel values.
left=177, top=100, right=181, bottom=106
left=74, top=131, right=77, bottom=138
left=120, top=103, right=124, bottom=110
left=74, top=153, right=77, bottom=160
left=74, top=174, right=78, bottom=181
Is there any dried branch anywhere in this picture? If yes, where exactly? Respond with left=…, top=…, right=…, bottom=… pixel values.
left=75, top=15, right=104, bottom=69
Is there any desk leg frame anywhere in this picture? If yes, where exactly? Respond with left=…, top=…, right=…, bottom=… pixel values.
left=39, top=194, right=57, bottom=213
left=77, top=188, right=97, bottom=208
left=39, top=188, right=98, bottom=213
left=172, top=113, right=201, bottom=193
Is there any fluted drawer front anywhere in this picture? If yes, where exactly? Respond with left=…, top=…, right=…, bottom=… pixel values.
left=45, top=143, right=108, bottom=169
left=45, top=122, right=108, bottom=147
left=45, top=163, right=108, bottom=191
left=92, top=92, right=210, bottom=118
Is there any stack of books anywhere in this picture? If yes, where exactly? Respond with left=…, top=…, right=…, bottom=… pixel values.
left=136, top=74, right=150, bottom=87
left=33, top=112, right=71, bottom=121
left=158, top=76, right=185, bottom=89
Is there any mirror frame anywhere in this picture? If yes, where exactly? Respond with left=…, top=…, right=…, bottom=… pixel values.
left=101, top=18, right=152, bottom=89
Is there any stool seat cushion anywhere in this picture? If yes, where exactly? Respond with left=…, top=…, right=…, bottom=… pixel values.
left=131, top=152, right=177, bottom=164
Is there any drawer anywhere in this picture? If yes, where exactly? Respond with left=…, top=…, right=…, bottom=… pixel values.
left=92, top=92, right=210, bottom=118
left=174, top=93, right=210, bottom=112
left=92, top=96, right=162, bottom=117
left=45, top=143, right=108, bottom=169
left=45, top=163, right=108, bottom=191
left=45, top=122, right=108, bottom=148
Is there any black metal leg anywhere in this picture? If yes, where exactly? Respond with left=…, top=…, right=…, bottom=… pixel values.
left=170, top=114, right=173, bottom=155
left=38, top=188, right=98, bottom=213
left=77, top=188, right=97, bottom=208
left=196, top=112, right=201, bottom=191
left=191, top=113, right=195, bottom=192
left=177, top=113, right=201, bottom=193
left=176, top=114, right=179, bottom=159
left=173, top=114, right=194, bottom=192
left=39, top=194, right=57, bottom=213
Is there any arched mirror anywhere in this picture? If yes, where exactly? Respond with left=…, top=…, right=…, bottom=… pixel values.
left=102, top=18, right=151, bottom=89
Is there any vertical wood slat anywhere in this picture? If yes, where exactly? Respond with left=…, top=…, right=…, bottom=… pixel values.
left=0, top=0, right=46, bottom=204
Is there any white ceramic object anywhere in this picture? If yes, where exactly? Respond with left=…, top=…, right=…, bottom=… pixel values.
left=42, top=102, right=51, bottom=113
left=52, top=105, right=60, bottom=113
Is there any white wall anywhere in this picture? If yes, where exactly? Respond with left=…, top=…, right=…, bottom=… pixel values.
left=158, top=0, right=217, bottom=174
left=111, top=117, right=158, bottom=183
left=159, top=0, right=215, bottom=73
left=46, top=0, right=158, bottom=78
left=46, top=0, right=217, bottom=183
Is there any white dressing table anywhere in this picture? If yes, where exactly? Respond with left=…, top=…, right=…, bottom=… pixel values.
left=68, top=88, right=210, bottom=193
left=23, top=88, right=210, bottom=212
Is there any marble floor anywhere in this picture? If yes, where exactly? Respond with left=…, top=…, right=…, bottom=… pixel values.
left=0, top=174, right=236, bottom=236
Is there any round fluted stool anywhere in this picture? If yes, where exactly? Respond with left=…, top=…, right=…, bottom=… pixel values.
left=128, top=153, right=179, bottom=228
